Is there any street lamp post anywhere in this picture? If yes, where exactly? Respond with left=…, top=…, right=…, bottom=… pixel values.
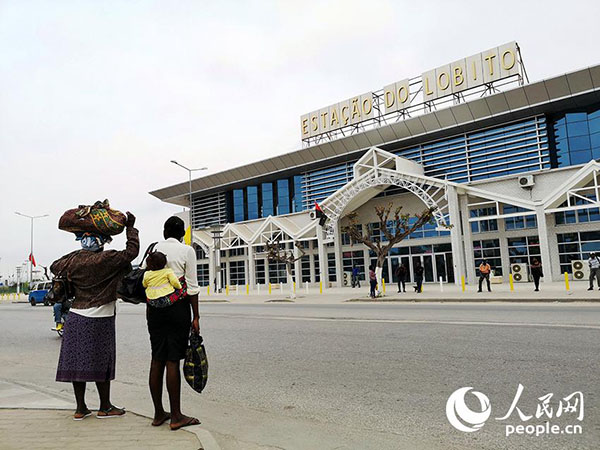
left=15, top=212, right=49, bottom=285
left=170, top=161, right=208, bottom=243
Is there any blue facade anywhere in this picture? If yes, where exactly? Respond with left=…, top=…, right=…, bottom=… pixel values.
left=225, top=105, right=600, bottom=225
left=553, top=107, right=600, bottom=166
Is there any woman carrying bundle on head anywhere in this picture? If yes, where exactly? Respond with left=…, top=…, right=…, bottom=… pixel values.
left=51, top=204, right=139, bottom=421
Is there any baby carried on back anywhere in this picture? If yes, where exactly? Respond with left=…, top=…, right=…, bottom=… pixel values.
left=143, top=252, right=183, bottom=308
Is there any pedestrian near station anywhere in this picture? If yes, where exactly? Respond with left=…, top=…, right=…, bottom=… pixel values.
left=588, top=252, right=600, bottom=291
left=413, top=261, right=424, bottom=293
left=395, top=263, right=407, bottom=293
left=530, top=258, right=543, bottom=291
left=351, top=265, right=361, bottom=288
left=368, top=265, right=377, bottom=298
left=478, top=260, right=492, bottom=293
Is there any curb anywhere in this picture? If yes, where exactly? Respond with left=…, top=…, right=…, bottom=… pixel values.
left=345, top=297, right=600, bottom=302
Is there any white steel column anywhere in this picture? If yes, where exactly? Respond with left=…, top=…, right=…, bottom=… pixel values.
left=225, top=258, right=231, bottom=287
left=208, top=246, right=215, bottom=291
left=293, top=244, right=302, bottom=288
left=448, top=185, right=465, bottom=286
left=309, top=253, right=316, bottom=283
left=459, top=194, right=476, bottom=284
left=247, top=245, right=256, bottom=289
left=333, top=223, right=343, bottom=288
left=317, top=225, right=328, bottom=289
left=536, top=206, right=554, bottom=282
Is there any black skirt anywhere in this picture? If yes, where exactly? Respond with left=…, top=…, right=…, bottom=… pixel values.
left=146, top=297, right=191, bottom=361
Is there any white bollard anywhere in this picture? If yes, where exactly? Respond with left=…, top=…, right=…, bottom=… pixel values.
left=280, top=282, right=283, bottom=292
left=257, top=283, right=261, bottom=296
left=306, top=283, right=309, bottom=294
left=290, top=282, right=294, bottom=297
left=236, top=285, right=239, bottom=296
left=439, top=276, right=443, bottom=292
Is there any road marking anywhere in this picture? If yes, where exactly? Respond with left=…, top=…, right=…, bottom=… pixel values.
left=201, top=313, right=600, bottom=330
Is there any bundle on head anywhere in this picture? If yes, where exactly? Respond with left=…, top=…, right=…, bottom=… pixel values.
left=59, top=199, right=126, bottom=236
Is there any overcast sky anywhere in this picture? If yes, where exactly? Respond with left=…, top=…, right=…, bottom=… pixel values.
left=1, top=0, right=599, bottom=280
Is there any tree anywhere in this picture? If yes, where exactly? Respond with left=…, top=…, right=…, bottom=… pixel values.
left=341, top=203, right=443, bottom=295
left=266, top=238, right=306, bottom=299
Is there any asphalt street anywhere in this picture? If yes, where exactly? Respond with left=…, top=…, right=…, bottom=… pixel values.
left=0, top=301, right=598, bottom=449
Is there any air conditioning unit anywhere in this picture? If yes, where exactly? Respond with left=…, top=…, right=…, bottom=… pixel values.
left=309, top=210, right=318, bottom=220
left=571, top=260, right=590, bottom=281
left=342, top=271, right=352, bottom=287
left=518, top=175, right=535, bottom=188
left=510, top=263, right=528, bottom=282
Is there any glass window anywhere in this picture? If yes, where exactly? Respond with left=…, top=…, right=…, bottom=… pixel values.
left=292, top=175, right=305, bottom=212
left=229, top=260, right=246, bottom=285
left=473, top=239, right=502, bottom=276
left=261, top=183, right=274, bottom=217
left=277, top=179, right=290, bottom=215
left=233, top=189, right=245, bottom=222
left=247, top=186, right=258, bottom=220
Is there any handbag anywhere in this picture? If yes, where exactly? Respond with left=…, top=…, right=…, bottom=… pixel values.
left=46, top=253, right=78, bottom=305
left=117, top=242, right=157, bottom=304
left=183, top=331, right=208, bottom=394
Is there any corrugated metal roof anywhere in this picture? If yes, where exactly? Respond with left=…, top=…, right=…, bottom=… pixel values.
left=151, top=65, right=600, bottom=206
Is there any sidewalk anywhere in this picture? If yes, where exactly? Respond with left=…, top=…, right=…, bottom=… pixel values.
left=0, top=381, right=204, bottom=450
left=196, top=280, right=600, bottom=304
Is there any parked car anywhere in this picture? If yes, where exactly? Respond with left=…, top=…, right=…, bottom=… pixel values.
left=28, top=281, right=52, bottom=306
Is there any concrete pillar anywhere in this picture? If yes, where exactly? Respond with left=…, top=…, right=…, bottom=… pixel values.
left=247, top=245, right=256, bottom=289
left=208, top=246, right=215, bottom=290
left=333, top=223, right=343, bottom=288
left=293, top=244, right=302, bottom=287
left=265, top=256, right=270, bottom=285
left=316, top=225, right=328, bottom=289
left=448, top=185, right=465, bottom=286
left=459, top=194, right=476, bottom=284
left=536, top=206, right=554, bottom=282
left=225, top=258, right=231, bottom=287
left=309, top=253, right=316, bottom=283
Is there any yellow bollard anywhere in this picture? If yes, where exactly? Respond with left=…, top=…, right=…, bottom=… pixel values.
left=293, top=281, right=296, bottom=292
left=564, top=272, right=570, bottom=291
left=269, top=283, right=272, bottom=295
left=509, top=273, right=514, bottom=291
left=382, top=278, right=386, bottom=294
left=226, top=285, right=229, bottom=296
left=461, top=275, right=465, bottom=292
left=319, top=281, right=323, bottom=294
left=246, top=284, right=249, bottom=295
left=207, top=285, right=210, bottom=296
left=421, top=284, right=423, bottom=293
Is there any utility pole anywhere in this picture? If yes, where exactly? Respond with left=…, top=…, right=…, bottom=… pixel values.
left=15, top=212, right=49, bottom=285
left=170, top=161, right=208, bottom=243
left=16, top=266, right=21, bottom=295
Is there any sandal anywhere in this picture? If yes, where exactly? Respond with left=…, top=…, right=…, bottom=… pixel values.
left=97, top=406, right=126, bottom=418
left=170, top=416, right=200, bottom=431
left=73, top=409, right=92, bottom=421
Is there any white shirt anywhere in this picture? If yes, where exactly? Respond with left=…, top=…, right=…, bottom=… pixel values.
left=145, top=238, right=200, bottom=295
left=71, top=301, right=117, bottom=318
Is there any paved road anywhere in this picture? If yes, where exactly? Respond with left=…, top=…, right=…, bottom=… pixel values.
left=0, top=302, right=598, bottom=449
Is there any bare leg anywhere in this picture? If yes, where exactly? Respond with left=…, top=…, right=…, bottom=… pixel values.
left=149, top=359, right=170, bottom=425
left=73, top=382, right=88, bottom=414
left=166, top=360, right=199, bottom=429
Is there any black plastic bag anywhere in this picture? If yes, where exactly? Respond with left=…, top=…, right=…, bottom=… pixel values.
left=184, top=332, right=208, bottom=394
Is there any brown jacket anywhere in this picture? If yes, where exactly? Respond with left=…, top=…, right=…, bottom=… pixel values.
left=50, top=227, right=140, bottom=309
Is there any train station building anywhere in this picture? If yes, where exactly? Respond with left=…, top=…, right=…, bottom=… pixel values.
left=151, top=42, right=600, bottom=289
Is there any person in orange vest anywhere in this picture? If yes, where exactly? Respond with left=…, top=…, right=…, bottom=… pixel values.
left=478, top=259, right=492, bottom=293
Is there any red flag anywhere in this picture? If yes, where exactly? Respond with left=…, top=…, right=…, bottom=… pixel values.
left=314, top=201, right=323, bottom=213
left=29, top=253, right=36, bottom=267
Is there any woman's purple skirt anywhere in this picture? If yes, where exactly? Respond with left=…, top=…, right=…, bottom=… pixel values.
left=56, top=312, right=116, bottom=382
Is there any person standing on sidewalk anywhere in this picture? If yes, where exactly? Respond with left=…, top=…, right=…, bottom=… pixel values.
left=145, top=216, right=200, bottom=430
left=530, top=258, right=543, bottom=291
left=413, top=262, right=424, bottom=293
left=478, top=260, right=492, bottom=293
left=351, top=265, right=361, bottom=288
left=588, top=252, right=600, bottom=291
left=395, top=263, right=407, bottom=293
left=368, top=265, right=377, bottom=298
left=51, top=212, right=138, bottom=420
